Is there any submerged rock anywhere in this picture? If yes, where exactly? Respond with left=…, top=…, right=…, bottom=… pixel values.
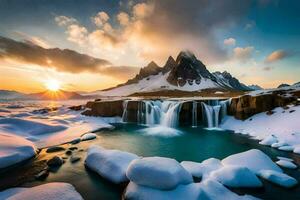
left=35, top=170, right=49, bottom=180
left=70, top=156, right=81, bottom=163
left=47, top=156, right=64, bottom=168
left=46, top=146, right=66, bottom=153
left=81, top=133, right=97, bottom=141
left=65, top=150, right=72, bottom=155
left=70, top=138, right=81, bottom=145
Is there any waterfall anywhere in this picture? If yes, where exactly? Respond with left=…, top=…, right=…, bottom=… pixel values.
left=122, top=100, right=129, bottom=122
left=192, top=101, right=197, bottom=127
left=201, top=99, right=229, bottom=128
left=161, top=101, right=182, bottom=127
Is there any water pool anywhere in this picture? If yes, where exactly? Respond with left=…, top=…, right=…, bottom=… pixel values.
left=1, top=123, right=300, bottom=200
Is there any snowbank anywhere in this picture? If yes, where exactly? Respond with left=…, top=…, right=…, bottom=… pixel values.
left=85, top=145, right=139, bottom=184
left=276, top=160, right=297, bottom=169
left=210, top=166, right=262, bottom=188
left=0, top=182, right=83, bottom=200
left=127, top=157, right=193, bottom=190
left=258, top=170, right=298, bottom=188
left=0, top=133, right=36, bottom=169
left=221, top=105, right=300, bottom=152
left=222, top=149, right=282, bottom=174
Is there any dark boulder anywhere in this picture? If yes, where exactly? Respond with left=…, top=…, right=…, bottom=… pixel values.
left=47, top=156, right=64, bottom=168
left=81, top=100, right=124, bottom=117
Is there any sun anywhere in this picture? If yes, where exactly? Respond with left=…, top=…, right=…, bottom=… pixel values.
left=45, top=79, right=61, bottom=91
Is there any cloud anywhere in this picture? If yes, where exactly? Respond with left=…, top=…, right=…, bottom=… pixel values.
left=265, top=50, right=288, bottom=63
left=92, top=11, right=110, bottom=27
left=233, top=46, right=254, bottom=61
left=66, top=24, right=88, bottom=45
left=55, top=16, right=77, bottom=26
left=224, top=38, right=236, bottom=46
left=54, top=0, right=252, bottom=65
left=0, top=36, right=138, bottom=80
left=117, top=12, right=130, bottom=26
left=13, top=31, right=51, bottom=48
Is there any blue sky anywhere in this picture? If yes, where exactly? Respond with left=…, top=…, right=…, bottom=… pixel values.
left=0, top=0, right=299, bottom=91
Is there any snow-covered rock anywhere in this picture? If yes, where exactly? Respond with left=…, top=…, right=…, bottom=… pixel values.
left=276, top=160, right=297, bottom=169
left=278, top=145, right=294, bottom=152
left=293, top=146, right=300, bottom=154
left=126, top=157, right=193, bottom=190
left=85, top=145, right=139, bottom=183
left=271, top=142, right=288, bottom=148
left=0, top=133, right=36, bottom=169
left=210, top=166, right=262, bottom=188
left=0, top=182, right=83, bottom=200
left=258, top=170, right=298, bottom=188
left=222, top=149, right=282, bottom=174
left=125, top=182, right=203, bottom=200
left=198, top=179, right=259, bottom=200
left=80, top=133, right=97, bottom=141
left=276, top=156, right=293, bottom=162
left=259, top=135, right=277, bottom=146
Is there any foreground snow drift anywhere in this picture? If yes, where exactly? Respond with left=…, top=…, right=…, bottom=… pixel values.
left=0, top=133, right=36, bottom=169
left=85, top=145, right=139, bottom=183
left=221, top=105, right=300, bottom=153
left=0, top=182, right=83, bottom=200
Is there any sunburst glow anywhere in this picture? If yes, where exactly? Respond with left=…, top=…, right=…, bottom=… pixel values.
left=45, top=79, right=61, bottom=91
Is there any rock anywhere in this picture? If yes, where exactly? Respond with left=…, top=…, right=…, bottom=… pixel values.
left=69, top=147, right=78, bottom=151
left=81, top=133, right=97, bottom=141
left=46, top=146, right=65, bottom=153
left=35, top=170, right=49, bottom=180
left=68, top=105, right=83, bottom=111
left=289, top=110, right=295, bottom=113
left=70, top=156, right=81, bottom=163
left=266, top=110, right=275, bottom=115
left=65, top=150, right=72, bottom=155
left=126, top=156, right=193, bottom=190
left=81, top=100, right=124, bottom=117
left=70, top=138, right=81, bottom=144
left=47, top=156, right=64, bottom=168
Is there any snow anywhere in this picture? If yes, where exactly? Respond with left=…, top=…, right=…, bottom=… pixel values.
left=125, top=182, right=203, bottom=200
left=210, top=166, right=263, bottom=188
left=222, top=149, right=282, bottom=174
left=126, top=156, right=193, bottom=190
left=293, top=146, right=300, bottom=154
left=198, top=179, right=259, bottom=200
left=221, top=105, right=300, bottom=152
left=259, top=135, right=277, bottom=146
left=0, top=182, right=83, bottom=200
left=276, top=160, right=297, bottom=169
left=277, top=156, right=293, bottom=162
left=258, top=170, right=298, bottom=188
left=80, top=133, right=97, bottom=141
left=180, top=161, right=203, bottom=178
left=0, top=133, right=36, bottom=169
left=93, top=72, right=219, bottom=97
left=85, top=145, right=139, bottom=184
left=125, top=180, right=258, bottom=200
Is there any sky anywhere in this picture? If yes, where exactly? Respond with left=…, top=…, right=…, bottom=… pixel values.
left=0, top=0, right=299, bottom=93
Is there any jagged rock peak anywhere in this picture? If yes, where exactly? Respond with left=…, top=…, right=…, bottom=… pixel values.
left=176, top=50, right=197, bottom=62
left=162, top=56, right=176, bottom=73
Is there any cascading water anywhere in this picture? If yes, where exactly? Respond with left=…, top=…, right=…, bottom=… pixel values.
left=160, top=101, right=182, bottom=127
left=192, top=101, right=197, bottom=127
left=122, top=100, right=129, bottom=122
left=201, top=99, right=229, bottom=128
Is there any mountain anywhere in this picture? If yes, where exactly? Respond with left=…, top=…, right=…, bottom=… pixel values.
left=91, top=51, right=252, bottom=96
left=0, top=90, right=25, bottom=99
left=248, top=84, right=263, bottom=90
left=27, top=90, right=85, bottom=100
left=277, top=83, right=290, bottom=88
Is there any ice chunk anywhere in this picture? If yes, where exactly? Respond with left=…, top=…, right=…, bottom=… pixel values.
left=222, top=149, right=282, bottom=174
left=127, top=157, right=193, bottom=190
left=276, top=156, right=293, bottom=162
left=0, top=182, right=83, bottom=200
left=259, top=135, right=277, bottom=146
left=125, top=182, right=203, bottom=200
left=294, top=146, right=300, bottom=154
left=0, top=133, right=36, bottom=169
left=258, top=170, right=298, bottom=188
left=276, top=160, right=297, bottom=169
left=180, top=161, right=202, bottom=178
left=85, top=145, right=139, bottom=183
left=210, top=166, right=263, bottom=188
